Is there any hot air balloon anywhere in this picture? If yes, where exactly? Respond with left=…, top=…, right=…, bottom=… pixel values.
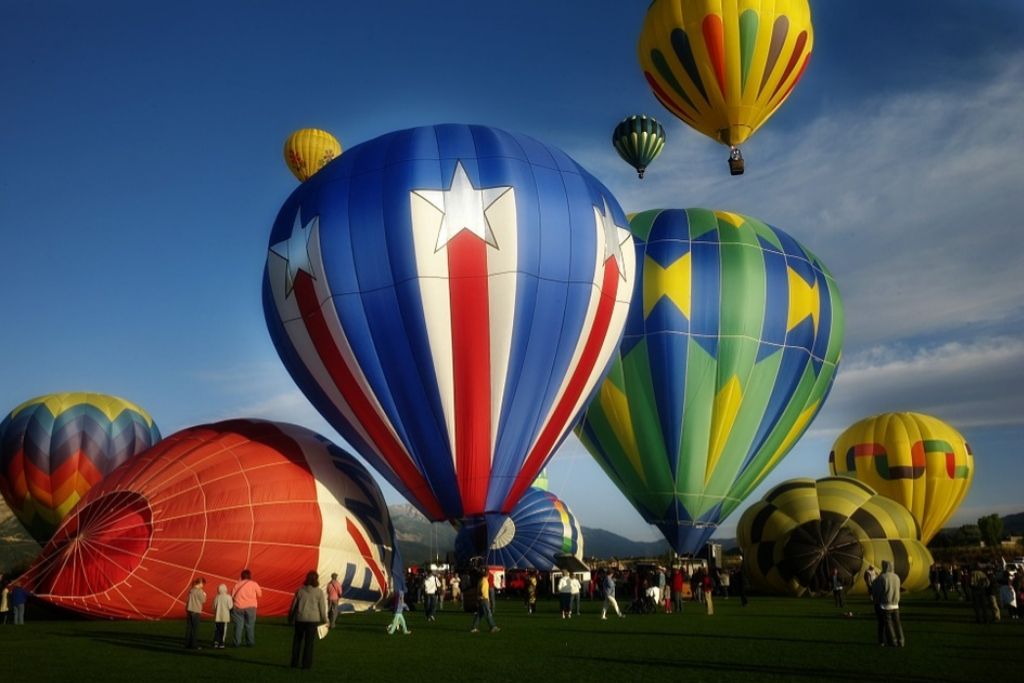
left=263, top=124, right=635, bottom=554
left=829, top=412, right=974, bottom=544
left=612, top=115, right=666, bottom=178
left=283, top=128, right=342, bottom=182
left=19, top=420, right=400, bottom=619
left=454, top=487, right=583, bottom=570
left=576, top=208, right=843, bottom=555
left=0, top=392, right=161, bottom=543
left=737, top=477, right=932, bottom=596
left=638, top=0, right=814, bottom=174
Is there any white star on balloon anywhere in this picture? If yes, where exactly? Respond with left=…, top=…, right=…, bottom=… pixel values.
left=269, top=210, right=319, bottom=297
left=597, top=198, right=630, bottom=280
left=412, top=161, right=513, bottom=252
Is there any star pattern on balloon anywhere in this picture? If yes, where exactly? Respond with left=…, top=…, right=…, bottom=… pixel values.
left=412, top=161, right=514, bottom=252
left=269, top=210, right=319, bottom=297
left=595, top=198, right=630, bottom=280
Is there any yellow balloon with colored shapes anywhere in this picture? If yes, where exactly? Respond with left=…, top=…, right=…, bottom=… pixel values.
left=829, top=412, right=974, bottom=544
left=283, top=128, right=342, bottom=182
left=638, top=0, right=814, bottom=147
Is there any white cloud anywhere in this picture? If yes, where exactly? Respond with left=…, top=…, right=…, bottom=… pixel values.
left=809, top=336, right=1024, bottom=435
left=572, top=56, right=1024, bottom=349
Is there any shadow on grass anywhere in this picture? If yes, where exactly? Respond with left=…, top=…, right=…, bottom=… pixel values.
left=567, top=653, right=957, bottom=683
left=57, top=629, right=291, bottom=669
left=554, top=628, right=865, bottom=647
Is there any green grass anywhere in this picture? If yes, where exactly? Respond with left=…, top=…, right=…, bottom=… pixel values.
left=3, top=593, right=1019, bottom=682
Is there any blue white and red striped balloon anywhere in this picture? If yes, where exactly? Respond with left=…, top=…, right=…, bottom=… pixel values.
left=263, top=124, right=635, bottom=530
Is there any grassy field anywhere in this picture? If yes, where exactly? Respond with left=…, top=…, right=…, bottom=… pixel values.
left=2, top=593, right=1019, bottom=682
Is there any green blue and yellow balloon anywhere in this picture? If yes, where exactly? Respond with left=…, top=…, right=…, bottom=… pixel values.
left=576, top=208, right=843, bottom=554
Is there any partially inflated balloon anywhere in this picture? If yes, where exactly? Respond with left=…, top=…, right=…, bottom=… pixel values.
left=263, top=124, right=635, bottom=542
left=829, top=412, right=974, bottom=544
left=612, top=115, right=666, bottom=178
left=0, top=392, right=161, bottom=542
left=284, top=128, right=342, bottom=182
left=455, top=487, right=583, bottom=570
left=639, top=1, right=813, bottom=147
left=737, top=477, right=932, bottom=596
left=577, top=209, right=843, bottom=554
left=20, top=420, right=399, bottom=619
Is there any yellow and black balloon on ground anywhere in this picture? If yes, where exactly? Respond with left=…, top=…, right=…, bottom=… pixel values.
left=829, top=412, right=974, bottom=545
left=283, top=128, right=342, bottom=182
left=612, top=115, right=666, bottom=178
left=638, top=0, right=813, bottom=168
left=737, top=477, right=932, bottom=596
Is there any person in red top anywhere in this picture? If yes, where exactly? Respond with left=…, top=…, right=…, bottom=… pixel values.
left=671, top=569, right=685, bottom=614
left=326, top=573, right=343, bottom=628
left=231, top=569, right=263, bottom=647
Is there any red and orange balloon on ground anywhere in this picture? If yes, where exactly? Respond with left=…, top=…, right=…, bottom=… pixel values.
left=20, top=420, right=400, bottom=618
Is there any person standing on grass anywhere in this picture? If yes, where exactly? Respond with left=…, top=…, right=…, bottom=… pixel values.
left=212, top=584, right=232, bottom=649
left=970, top=565, right=992, bottom=623
left=600, top=570, right=624, bottom=619
left=386, top=591, right=412, bottom=635
left=450, top=574, right=461, bottom=606
left=326, top=573, right=343, bottom=628
left=231, top=569, right=263, bottom=647
left=863, top=565, right=878, bottom=595
left=871, top=560, right=904, bottom=647
left=557, top=573, right=573, bottom=619
left=703, top=572, right=715, bottom=616
left=10, top=583, right=28, bottom=625
left=0, top=577, right=9, bottom=624
left=470, top=571, right=499, bottom=633
left=734, top=567, right=749, bottom=607
left=671, top=568, right=685, bottom=613
left=526, top=572, right=538, bottom=615
left=288, top=571, right=328, bottom=670
left=423, top=570, right=440, bottom=622
left=719, top=568, right=730, bottom=599
left=184, top=577, right=207, bottom=650
left=570, top=574, right=582, bottom=616
left=831, top=568, right=846, bottom=608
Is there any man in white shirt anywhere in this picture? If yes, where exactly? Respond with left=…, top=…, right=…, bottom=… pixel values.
left=570, top=576, right=582, bottom=616
left=423, top=571, right=440, bottom=622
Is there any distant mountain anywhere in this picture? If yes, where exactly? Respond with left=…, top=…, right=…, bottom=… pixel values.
left=386, top=504, right=741, bottom=563
left=1002, top=512, right=1024, bottom=535
left=0, top=501, right=41, bottom=573
left=581, top=526, right=670, bottom=559
left=389, top=504, right=457, bottom=564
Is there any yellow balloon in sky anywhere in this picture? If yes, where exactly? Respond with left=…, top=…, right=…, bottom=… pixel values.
left=283, top=128, right=342, bottom=182
left=638, top=0, right=814, bottom=148
left=828, top=412, right=975, bottom=544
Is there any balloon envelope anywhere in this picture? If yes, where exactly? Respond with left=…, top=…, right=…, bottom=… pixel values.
left=19, top=420, right=399, bottom=618
left=737, top=477, right=932, bottom=596
left=577, top=209, right=843, bottom=554
left=612, top=115, right=666, bottom=178
left=829, top=412, right=974, bottom=544
left=263, top=123, right=635, bottom=534
left=0, top=392, right=161, bottom=542
left=283, top=128, right=342, bottom=182
left=638, top=0, right=814, bottom=147
left=455, top=487, right=583, bottom=570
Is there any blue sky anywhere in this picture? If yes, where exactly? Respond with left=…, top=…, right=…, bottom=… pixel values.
left=2, top=1, right=1023, bottom=542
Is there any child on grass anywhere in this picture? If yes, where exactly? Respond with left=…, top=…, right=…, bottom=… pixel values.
left=386, top=591, right=411, bottom=635
left=212, top=584, right=233, bottom=648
